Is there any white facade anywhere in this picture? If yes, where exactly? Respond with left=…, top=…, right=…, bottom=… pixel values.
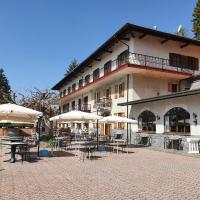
left=54, top=24, right=200, bottom=136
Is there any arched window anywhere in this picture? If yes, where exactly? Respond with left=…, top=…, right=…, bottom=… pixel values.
left=138, top=110, right=156, bottom=132
left=164, top=107, right=190, bottom=135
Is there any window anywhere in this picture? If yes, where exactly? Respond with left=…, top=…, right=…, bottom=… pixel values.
left=60, top=91, right=63, bottom=98
left=164, top=107, right=190, bottom=135
left=94, top=91, right=101, bottom=103
left=169, top=53, right=199, bottom=70
left=68, top=86, right=71, bottom=94
left=169, top=53, right=181, bottom=67
left=93, top=68, right=100, bottom=81
left=72, top=83, right=76, bottom=92
left=119, top=82, right=125, bottom=97
left=104, top=61, right=112, bottom=75
left=63, top=89, right=66, bottom=96
left=79, top=79, right=83, bottom=88
left=138, top=110, right=156, bottom=132
left=168, top=83, right=178, bottom=93
left=85, top=74, right=90, bottom=85
left=115, top=85, right=118, bottom=99
left=188, top=57, right=199, bottom=70
left=117, top=50, right=129, bottom=67
left=118, top=113, right=125, bottom=129
left=72, top=101, right=76, bottom=110
left=63, top=103, right=69, bottom=113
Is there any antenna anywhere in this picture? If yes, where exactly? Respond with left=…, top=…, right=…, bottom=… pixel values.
left=153, top=26, right=157, bottom=30
left=177, top=25, right=182, bottom=33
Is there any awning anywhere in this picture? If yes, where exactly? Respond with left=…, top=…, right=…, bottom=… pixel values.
left=118, top=88, right=200, bottom=106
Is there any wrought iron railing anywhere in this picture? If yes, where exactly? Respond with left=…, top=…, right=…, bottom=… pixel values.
left=60, top=52, right=195, bottom=98
left=73, top=104, right=91, bottom=112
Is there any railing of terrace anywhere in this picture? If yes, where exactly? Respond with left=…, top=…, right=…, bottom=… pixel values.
left=60, top=52, right=195, bottom=98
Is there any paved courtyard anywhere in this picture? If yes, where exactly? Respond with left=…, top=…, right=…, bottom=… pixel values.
left=1, top=146, right=200, bottom=200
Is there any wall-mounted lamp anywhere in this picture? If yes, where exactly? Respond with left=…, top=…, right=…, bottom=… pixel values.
left=193, top=112, right=198, bottom=126
left=156, top=115, right=160, bottom=120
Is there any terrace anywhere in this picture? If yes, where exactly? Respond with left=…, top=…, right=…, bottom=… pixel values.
left=1, top=145, right=200, bottom=200
left=59, top=52, right=195, bottom=102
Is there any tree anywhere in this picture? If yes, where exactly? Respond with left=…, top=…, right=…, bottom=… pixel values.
left=65, top=58, right=79, bottom=76
left=18, top=88, right=59, bottom=133
left=192, top=0, right=200, bottom=40
left=0, top=68, right=13, bottom=104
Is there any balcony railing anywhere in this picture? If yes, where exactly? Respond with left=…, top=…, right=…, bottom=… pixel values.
left=73, top=104, right=91, bottom=112
left=98, top=97, right=112, bottom=108
left=93, top=98, right=112, bottom=109
left=61, top=52, right=195, bottom=98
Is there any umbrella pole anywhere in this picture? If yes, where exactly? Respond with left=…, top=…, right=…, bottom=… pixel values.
left=97, top=110, right=99, bottom=151
left=37, top=117, right=42, bottom=157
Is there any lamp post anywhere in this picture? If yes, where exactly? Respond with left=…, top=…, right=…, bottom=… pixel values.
left=96, top=101, right=102, bottom=151
left=37, top=116, right=42, bottom=157
left=37, top=93, right=45, bottom=157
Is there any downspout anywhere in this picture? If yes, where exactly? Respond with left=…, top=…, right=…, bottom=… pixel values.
left=113, top=35, right=130, bottom=52
left=113, top=35, right=130, bottom=144
left=126, top=74, right=129, bottom=145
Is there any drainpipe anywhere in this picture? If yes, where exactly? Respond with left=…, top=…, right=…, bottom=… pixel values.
left=113, top=35, right=130, bottom=52
left=126, top=74, right=129, bottom=145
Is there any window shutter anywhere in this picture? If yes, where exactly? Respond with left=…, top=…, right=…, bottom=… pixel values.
left=168, top=83, right=172, bottom=92
left=194, top=58, right=199, bottom=70
left=114, top=113, right=117, bottom=129
left=115, top=85, right=118, bottom=99
left=122, top=82, right=125, bottom=97
left=94, top=92, right=96, bottom=103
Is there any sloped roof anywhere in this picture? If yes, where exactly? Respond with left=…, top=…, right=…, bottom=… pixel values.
left=52, top=23, right=200, bottom=90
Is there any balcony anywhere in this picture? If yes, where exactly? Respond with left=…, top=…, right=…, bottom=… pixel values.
left=60, top=52, right=195, bottom=101
left=74, top=104, right=91, bottom=112
left=93, top=98, right=112, bottom=110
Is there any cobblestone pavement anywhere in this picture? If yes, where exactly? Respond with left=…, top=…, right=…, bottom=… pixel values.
left=1, top=146, right=200, bottom=200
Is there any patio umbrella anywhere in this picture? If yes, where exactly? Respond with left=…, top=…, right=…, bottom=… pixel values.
left=99, top=115, right=137, bottom=144
left=99, top=115, right=137, bottom=124
left=0, top=103, right=43, bottom=156
left=50, top=110, right=102, bottom=122
left=0, top=103, right=42, bottom=123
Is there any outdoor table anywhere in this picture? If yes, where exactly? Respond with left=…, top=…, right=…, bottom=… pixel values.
left=73, top=141, right=95, bottom=160
left=112, top=139, right=128, bottom=154
left=55, top=137, right=65, bottom=148
left=1, top=141, right=27, bottom=163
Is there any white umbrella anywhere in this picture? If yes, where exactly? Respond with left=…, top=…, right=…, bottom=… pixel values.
left=50, top=110, right=102, bottom=122
left=99, top=115, right=137, bottom=124
left=0, top=103, right=42, bottom=123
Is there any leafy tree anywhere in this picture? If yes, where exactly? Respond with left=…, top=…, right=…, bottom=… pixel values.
left=65, top=58, right=79, bottom=76
left=0, top=68, right=13, bottom=104
left=192, top=0, right=200, bottom=40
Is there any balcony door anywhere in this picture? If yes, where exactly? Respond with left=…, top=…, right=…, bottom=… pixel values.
left=117, top=50, right=129, bottom=67
left=78, top=98, right=82, bottom=110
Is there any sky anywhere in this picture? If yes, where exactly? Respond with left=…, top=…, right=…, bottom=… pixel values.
left=0, top=0, right=197, bottom=94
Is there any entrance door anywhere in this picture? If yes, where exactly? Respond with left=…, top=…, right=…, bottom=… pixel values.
left=105, top=124, right=112, bottom=136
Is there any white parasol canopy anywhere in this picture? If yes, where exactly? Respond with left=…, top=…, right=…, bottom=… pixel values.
left=99, top=115, right=137, bottom=124
left=0, top=103, right=42, bottom=123
left=50, top=110, right=102, bottom=122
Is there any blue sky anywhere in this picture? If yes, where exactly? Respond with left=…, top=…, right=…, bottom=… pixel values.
left=0, top=0, right=197, bottom=93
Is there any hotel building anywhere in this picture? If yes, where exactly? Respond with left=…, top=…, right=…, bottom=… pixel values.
left=52, top=23, right=200, bottom=148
